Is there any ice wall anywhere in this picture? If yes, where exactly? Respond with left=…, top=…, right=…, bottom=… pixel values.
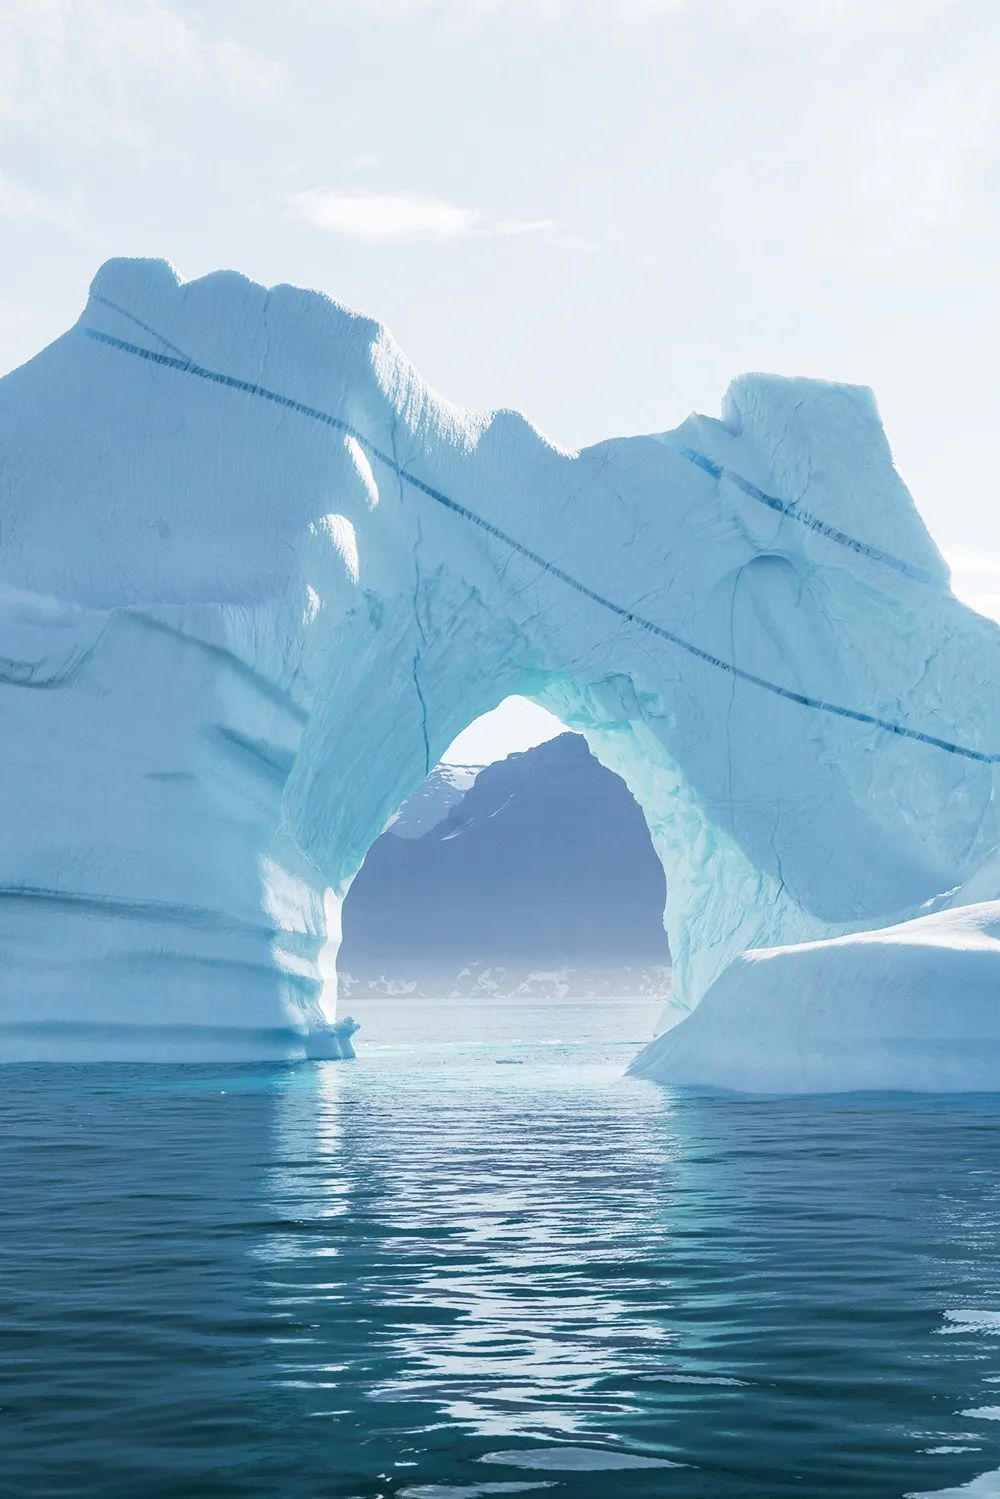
left=2, top=258, right=998, bottom=1072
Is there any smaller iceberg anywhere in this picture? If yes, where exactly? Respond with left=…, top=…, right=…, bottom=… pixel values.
left=304, top=1016, right=360, bottom=1061
left=630, top=902, right=1000, bottom=1093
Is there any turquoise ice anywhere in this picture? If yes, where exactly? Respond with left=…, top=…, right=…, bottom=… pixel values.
left=2, top=257, right=999, bottom=1087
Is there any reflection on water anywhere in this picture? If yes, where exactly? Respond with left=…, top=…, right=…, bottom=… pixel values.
left=2, top=999, right=1000, bottom=1497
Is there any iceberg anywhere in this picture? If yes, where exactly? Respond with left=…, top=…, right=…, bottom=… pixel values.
left=629, top=902, right=1000, bottom=1093
left=1, top=256, right=998, bottom=1084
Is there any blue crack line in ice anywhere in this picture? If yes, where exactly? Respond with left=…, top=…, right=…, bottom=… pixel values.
left=76, top=323, right=998, bottom=766
left=89, top=293, right=192, bottom=362
left=667, top=444, right=933, bottom=584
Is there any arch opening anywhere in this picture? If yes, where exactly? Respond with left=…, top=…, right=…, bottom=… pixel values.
left=335, top=706, right=672, bottom=1022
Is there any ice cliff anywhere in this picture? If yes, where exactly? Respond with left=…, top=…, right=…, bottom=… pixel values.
left=2, top=257, right=999, bottom=1085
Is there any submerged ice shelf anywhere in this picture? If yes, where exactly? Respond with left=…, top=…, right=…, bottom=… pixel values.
left=2, top=256, right=999, bottom=1086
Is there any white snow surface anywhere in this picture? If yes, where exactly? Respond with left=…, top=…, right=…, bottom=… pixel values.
left=2, top=257, right=999, bottom=1082
left=381, top=762, right=481, bottom=840
left=629, top=902, right=1000, bottom=1094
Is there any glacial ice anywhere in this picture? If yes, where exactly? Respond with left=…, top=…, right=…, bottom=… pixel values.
left=2, top=256, right=999, bottom=1086
left=629, top=902, right=1000, bottom=1093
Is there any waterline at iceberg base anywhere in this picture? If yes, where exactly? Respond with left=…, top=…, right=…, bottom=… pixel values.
left=2, top=255, right=999, bottom=1089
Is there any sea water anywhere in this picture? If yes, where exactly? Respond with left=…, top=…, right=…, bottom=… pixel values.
left=3, top=998, right=1000, bottom=1498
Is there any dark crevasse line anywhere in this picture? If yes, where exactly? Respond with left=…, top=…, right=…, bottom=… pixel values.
left=669, top=444, right=934, bottom=584
left=74, top=323, right=998, bottom=765
left=90, top=291, right=193, bottom=362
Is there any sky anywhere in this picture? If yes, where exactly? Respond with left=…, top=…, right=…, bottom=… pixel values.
left=2, top=0, right=998, bottom=764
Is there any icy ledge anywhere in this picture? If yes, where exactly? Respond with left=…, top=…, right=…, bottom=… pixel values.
left=630, top=903, right=1000, bottom=1094
left=1, top=256, right=999, bottom=1083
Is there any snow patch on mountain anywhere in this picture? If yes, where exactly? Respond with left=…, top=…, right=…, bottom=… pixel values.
left=382, top=763, right=482, bottom=840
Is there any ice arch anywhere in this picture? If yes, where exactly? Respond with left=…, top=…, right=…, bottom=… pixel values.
left=2, top=258, right=999, bottom=1081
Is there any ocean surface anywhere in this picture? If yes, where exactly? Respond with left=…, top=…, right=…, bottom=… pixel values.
left=3, top=997, right=1000, bottom=1498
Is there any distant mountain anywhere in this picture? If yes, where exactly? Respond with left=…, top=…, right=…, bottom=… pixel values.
left=339, top=733, right=670, bottom=998
left=381, top=763, right=482, bottom=840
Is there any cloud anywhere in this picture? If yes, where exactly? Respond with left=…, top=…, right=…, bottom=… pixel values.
left=841, top=37, right=999, bottom=263
left=0, top=0, right=285, bottom=146
left=945, top=548, right=1000, bottom=626
left=310, top=0, right=952, bottom=30
left=286, top=189, right=556, bottom=245
left=0, top=170, right=91, bottom=234
left=744, top=0, right=958, bottom=34
left=303, top=0, right=682, bottom=18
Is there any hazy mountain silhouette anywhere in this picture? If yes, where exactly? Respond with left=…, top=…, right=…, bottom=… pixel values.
left=339, top=733, right=669, bottom=998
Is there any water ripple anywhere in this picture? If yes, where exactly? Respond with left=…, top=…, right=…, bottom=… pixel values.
left=3, top=999, right=1000, bottom=1497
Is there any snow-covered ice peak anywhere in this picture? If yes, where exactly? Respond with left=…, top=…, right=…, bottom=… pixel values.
left=382, top=763, right=482, bottom=840
left=2, top=256, right=1000, bottom=1079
